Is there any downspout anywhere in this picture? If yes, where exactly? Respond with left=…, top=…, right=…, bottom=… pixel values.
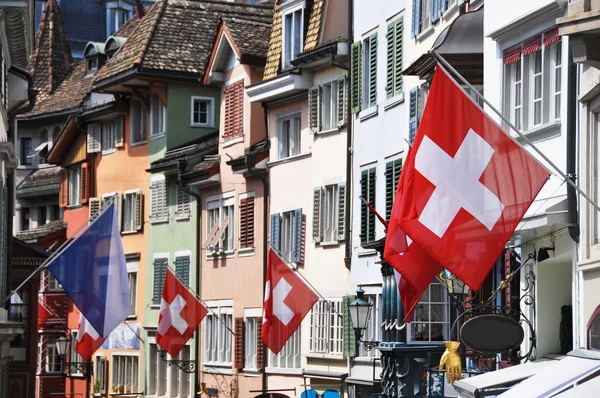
left=567, top=45, right=580, bottom=243
left=344, top=0, right=353, bottom=271
left=177, top=160, right=202, bottom=394
left=260, top=102, right=269, bottom=394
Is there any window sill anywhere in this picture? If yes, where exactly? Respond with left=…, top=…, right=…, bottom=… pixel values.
left=206, top=250, right=235, bottom=260
left=305, top=353, right=345, bottom=360
left=101, top=148, right=117, bottom=156
left=265, top=367, right=303, bottom=375
left=267, top=152, right=311, bottom=167
left=175, top=214, right=191, bottom=222
left=359, top=106, right=378, bottom=121
left=191, top=124, right=215, bottom=129
left=518, top=119, right=561, bottom=139
left=238, top=248, right=255, bottom=257
left=415, top=25, right=435, bottom=41
left=17, top=165, right=36, bottom=170
left=354, top=355, right=380, bottom=362
left=149, top=304, right=160, bottom=310
left=126, top=315, right=137, bottom=320
left=68, top=373, right=85, bottom=378
left=222, top=136, right=244, bottom=148
left=204, top=364, right=233, bottom=375
left=442, top=2, right=460, bottom=20
left=130, top=140, right=147, bottom=148
left=149, top=218, right=169, bottom=225
left=150, top=133, right=165, bottom=140
left=384, top=93, right=405, bottom=111
left=67, top=204, right=82, bottom=209
left=357, top=249, right=378, bottom=258
left=243, top=368, right=261, bottom=376
left=315, top=127, right=341, bottom=135
left=121, top=230, right=139, bottom=235
left=319, top=241, right=341, bottom=247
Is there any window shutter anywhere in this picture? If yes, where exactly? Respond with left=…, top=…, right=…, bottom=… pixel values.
left=256, top=323, right=264, bottom=370
left=342, top=295, right=357, bottom=357
left=89, top=198, right=101, bottom=223
left=59, top=169, right=68, bottom=208
left=337, top=77, right=347, bottom=127
left=234, top=317, right=244, bottom=370
left=431, top=0, right=440, bottom=23
left=115, top=117, right=124, bottom=147
left=87, top=124, right=101, bottom=153
left=135, top=191, right=143, bottom=231
left=386, top=22, right=396, bottom=99
left=360, top=171, right=368, bottom=246
left=99, top=357, right=108, bottom=394
left=368, top=33, right=378, bottom=108
left=412, top=0, right=422, bottom=38
left=239, top=197, right=255, bottom=249
left=439, top=0, right=448, bottom=16
left=312, top=188, right=323, bottom=243
left=175, top=256, right=190, bottom=285
left=176, top=184, right=190, bottom=219
left=160, top=180, right=168, bottom=221
left=394, top=18, right=404, bottom=96
left=293, top=208, right=303, bottom=264
left=367, top=168, right=376, bottom=243
left=80, top=162, right=90, bottom=204
left=150, top=181, right=158, bottom=220
left=308, top=87, right=320, bottom=133
left=409, top=87, right=419, bottom=144
left=152, top=259, right=167, bottom=304
left=351, top=41, right=362, bottom=114
left=337, top=183, right=346, bottom=241
left=385, top=159, right=402, bottom=221
left=270, top=214, right=281, bottom=251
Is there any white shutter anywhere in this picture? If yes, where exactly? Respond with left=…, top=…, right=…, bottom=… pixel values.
left=337, top=77, right=347, bottom=128
left=89, top=198, right=101, bottom=223
left=116, top=193, right=123, bottom=232
left=87, top=123, right=101, bottom=153
left=115, top=117, right=124, bottom=147
left=135, top=191, right=143, bottom=231
left=160, top=180, right=168, bottom=221
left=176, top=184, right=190, bottom=219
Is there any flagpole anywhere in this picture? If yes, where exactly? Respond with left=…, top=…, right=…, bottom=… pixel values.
left=269, top=244, right=344, bottom=320
left=2, top=196, right=119, bottom=305
left=430, top=50, right=600, bottom=214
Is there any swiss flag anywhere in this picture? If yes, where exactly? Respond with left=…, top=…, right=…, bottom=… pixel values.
left=157, top=268, right=208, bottom=358
left=393, top=67, right=549, bottom=290
left=76, top=313, right=105, bottom=361
left=262, top=248, right=319, bottom=354
left=37, top=296, right=52, bottom=330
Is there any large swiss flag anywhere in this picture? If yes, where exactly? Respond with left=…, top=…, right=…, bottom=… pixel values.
left=393, top=67, right=549, bottom=291
left=76, top=313, right=105, bottom=361
left=157, top=268, right=208, bottom=358
left=262, top=248, right=318, bottom=354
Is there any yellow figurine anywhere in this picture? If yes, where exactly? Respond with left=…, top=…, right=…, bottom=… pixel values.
left=439, top=341, right=462, bottom=384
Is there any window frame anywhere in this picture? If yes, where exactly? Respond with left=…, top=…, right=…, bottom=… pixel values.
left=191, top=96, right=215, bottom=128
left=111, top=353, right=140, bottom=393
left=361, top=34, right=377, bottom=110
left=21, top=207, right=30, bottom=231
left=322, top=184, right=339, bottom=243
left=281, top=1, right=305, bottom=70
left=244, top=316, right=259, bottom=370
left=150, top=94, right=166, bottom=138
left=204, top=303, right=234, bottom=366
left=277, top=112, right=301, bottom=159
left=122, top=189, right=141, bottom=233
left=268, top=328, right=301, bottom=369
left=68, top=164, right=82, bottom=207
left=45, top=338, right=63, bottom=374
left=407, top=277, right=450, bottom=344
left=206, top=194, right=236, bottom=255
left=101, top=119, right=116, bottom=152
left=130, top=97, right=147, bottom=146
left=309, top=299, right=343, bottom=355
left=127, top=259, right=138, bottom=318
left=21, top=137, right=32, bottom=166
left=69, top=330, right=84, bottom=376
left=280, top=210, right=297, bottom=264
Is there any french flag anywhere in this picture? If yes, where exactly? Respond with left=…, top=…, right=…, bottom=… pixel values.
left=47, top=202, right=130, bottom=338
left=76, top=313, right=104, bottom=361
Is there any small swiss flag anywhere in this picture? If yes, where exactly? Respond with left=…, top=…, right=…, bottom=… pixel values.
left=157, top=268, right=208, bottom=358
left=37, top=296, right=52, bottom=330
left=262, top=248, right=319, bottom=354
left=76, top=313, right=105, bottom=361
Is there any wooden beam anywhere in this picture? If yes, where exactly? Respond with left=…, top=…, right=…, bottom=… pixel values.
left=149, top=81, right=168, bottom=107
left=130, top=87, right=150, bottom=112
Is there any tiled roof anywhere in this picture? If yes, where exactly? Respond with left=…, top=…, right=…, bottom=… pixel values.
left=15, top=219, right=67, bottom=242
left=185, top=157, right=219, bottom=175
left=304, top=0, right=325, bottom=51
left=150, top=133, right=219, bottom=170
left=95, top=0, right=273, bottom=86
left=263, top=3, right=282, bottom=79
left=28, top=0, right=73, bottom=93
left=0, top=6, right=31, bottom=69
left=17, top=166, right=61, bottom=192
left=223, top=16, right=272, bottom=59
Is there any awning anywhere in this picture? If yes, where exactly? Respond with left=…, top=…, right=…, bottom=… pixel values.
left=27, top=142, right=48, bottom=158
left=453, top=359, right=557, bottom=398
left=554, top=372, right=600, bottom=397
left=500, top=350, right=600, bottom=397
left=517, top=195, right=568, bottom=231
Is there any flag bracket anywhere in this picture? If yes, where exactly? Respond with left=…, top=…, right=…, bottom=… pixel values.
left=63, top=360, right=93, bottom=377
left=157, top=346, right=196, bottom=374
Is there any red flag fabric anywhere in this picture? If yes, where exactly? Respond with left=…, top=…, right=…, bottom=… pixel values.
left=76, top=313, right=104, bottom=361
left=157, top=268, right=208, bottom=358
left=262, top=248, right=319, bottom=354
left=37, top=297, right=52, bottom=330
left=393, top=67, right=549, bottom=290
left=359, top=196, right=389, bottom=230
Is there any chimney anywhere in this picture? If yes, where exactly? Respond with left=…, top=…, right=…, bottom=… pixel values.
left=135, top=0, right=145, bottom=19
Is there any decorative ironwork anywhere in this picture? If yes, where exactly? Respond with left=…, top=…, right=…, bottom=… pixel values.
left=159, top=355, right=196, bottom=374
left=380, top=352, right=410, bottom=397
left=65, top=361, right=93, bottom=377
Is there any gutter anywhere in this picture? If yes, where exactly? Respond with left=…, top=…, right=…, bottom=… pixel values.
left=344, top=0, right=353, bottom=270
left=567, top=43, right=580, bottom=243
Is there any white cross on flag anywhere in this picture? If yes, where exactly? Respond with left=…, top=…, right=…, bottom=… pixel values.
left=76, top=313, right=105, bottom=361
left=262, top=248, right=319, bottom=354
left=391, top=67, right=549, bottom=291
left=157, top=268, right=208, bottom=358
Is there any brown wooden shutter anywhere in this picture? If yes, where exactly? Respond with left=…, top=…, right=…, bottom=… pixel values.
left=224, top=85, right=233, bottom=139
left=59, top=169, right=68, bottom=207
left=135, top=192, right=143, bottom=231
left=80, top=162, right=90, bottom=204
left=239, top=197, right=255, bottom=249
left=234, top=82, right=244, bottom=137
left=234, top=317, right=245, bottom=370
left=256, top=322, right=264, bottom=370
left=224, top=81, right=244, bottom=139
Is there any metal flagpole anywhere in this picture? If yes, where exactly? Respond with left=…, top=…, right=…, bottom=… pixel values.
left=269, top=244, right=344, bottom=320
left=430, top=50, right=600, bottom=213
left=2, top=196, right=119, bottom=305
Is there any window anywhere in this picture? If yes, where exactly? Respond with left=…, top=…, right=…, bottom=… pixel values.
left=108, top=8, right=129, bottom=35
left=282, top=5, right=303, bottom=69
left=385, top=159, right=402, bottom=221
left=51, top=205, right=60, bottom=221
left=148, top=342, right=191, bottom=397
left=174, top=255, right=190, bottom=285
left=239, top=195, right=255, bottom=249
left=47, top=272, right=63, bottom=291
left=151, top=94, right=166, bottom=137
left=21, top=138, right=32, bottom=165
left=112, top=355, right=139, bottom=393
left=123, top=190, right=143, bottom=232
left=313, top=184, right=345, bottom=243
left=204, top=305, right=233, bottom=365
left=310, top=300, right=343, bottom=355
left=152, top=257, right=168, bottom=305
left=206, top=196, right=235, bottom=253
left=9, top=291, right=27, bottom=348
left=68, top=165, right=81, bottom=206
left=281, top=210, right=298, bottom=262
left=150, top=176, right=169, bottom=223
left=409, top=278, right=450, bottom=342
left=309, top=78, right=347, bottom=132
left=128, top=268, right=137, bottom=317
left=45, top=337, right=63, bottom=373
left=39, top=206, right=47, bottom=226
left=531, top=50, right=543, bottom=126
left=21, top=207, right=30, bottom=231
left=271, top=210, right=302, bottom=263
left=360, top=167, right=376, bottom=246
left=191, top=96, right=214, bottom=127
left=223, top=82, right=244, bottom=139
left=277, top=113, right=301, bottom=158
left=408, top=86, right=427, bottom=144
left=130, top=98, right=147, bottom=145
left=95, top=356, right=108, bottom=394
left=269, top=329, right=300, bottom=368
left=386, top=17, right=403, bottom=98
left=420, top=0, right=431, bottom=33
left=244, top=317, right=259, bottom=369
left=362, top=34, right=377, bottom=109
left=359, top=294, right=381, bottom=358
left=51, top=126, right=60, bottom=149
left=554, top=42, right=562, bottom=119
left=87, top=57, right=98, bottom=72
left=176, top=184, right=191, bottom=220
left=69, top=331, right=83, bottom=374
left=102, top=120, right=115, bottom=150
left=411, top=0, right=449, bottom=37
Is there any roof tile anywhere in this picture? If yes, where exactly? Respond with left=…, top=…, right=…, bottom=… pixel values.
left=263, top=4, right=282, bottom=79
left=304, top=0, right=324, bottom=52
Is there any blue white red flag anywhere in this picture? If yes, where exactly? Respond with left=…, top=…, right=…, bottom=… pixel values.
left=46, top=202, right=129, bottom=338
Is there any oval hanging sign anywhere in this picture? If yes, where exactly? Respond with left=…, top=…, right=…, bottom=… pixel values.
left=460, top=314, right=524, bottom=353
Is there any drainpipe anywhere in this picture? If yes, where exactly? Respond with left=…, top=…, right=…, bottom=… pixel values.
left=344, top=0, right=353, bottom=272
left=177, top=160, right=202, bottom=394
left=260, top=102, right=270, bottom=393
left=567, top=45, right=580, bottom=243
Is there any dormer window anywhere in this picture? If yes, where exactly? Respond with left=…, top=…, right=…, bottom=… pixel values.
left=84, top=42, right=106, bottom=75
left=87, top=58, right=98, bottom=72
left=105, top=36, right=125, bottom=60
left=106, top=4, right=133, bottom=36
left=282, top=1, right=304, bottom=69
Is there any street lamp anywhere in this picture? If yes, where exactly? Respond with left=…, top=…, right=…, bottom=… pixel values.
left=439, top=270, right=470, bottom=296
left=55, top=335, right=93, bottom=396
left=349, top=287, right=378, bottom=351
left=156, top=346, right=196, bottom=374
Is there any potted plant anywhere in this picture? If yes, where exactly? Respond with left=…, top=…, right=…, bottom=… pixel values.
left=95, top=380, right=101, bottom=393
left=118, top=384, right=124, bottom=394
left=112, top=384, right=118, bottom=393
left=125, top=385, right=131, bottom=394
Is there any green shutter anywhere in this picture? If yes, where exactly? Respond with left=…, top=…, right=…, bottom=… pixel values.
left=152, top=258, right=168, bottom=304
left=175, top=256, right=190, bottom=286
left=385, top=159, right=403, bottom=221
left=386, top=22, right=395, bottom=99
left=367, top=168, right=376, bottom=243
left=351, top=41, right=362, bottom=114
left=368, top=33, right=378, bottom=107
left=394, top=18, right=404, bottom=96
left=409, top=87, right=419, bottom=144
left=360, top=168, right=377, bottom=246
left=343, top=295, right=357, bottom=357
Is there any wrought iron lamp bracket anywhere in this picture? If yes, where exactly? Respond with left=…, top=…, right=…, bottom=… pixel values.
left=158, top=352, right=196, bottom=374
left=65, top=361, right=93, bottom=377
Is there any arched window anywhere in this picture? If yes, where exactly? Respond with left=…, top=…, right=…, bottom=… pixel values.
left=588, top=305, right=600, bottom=350
left=51, top=126, right=60, bottom=148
